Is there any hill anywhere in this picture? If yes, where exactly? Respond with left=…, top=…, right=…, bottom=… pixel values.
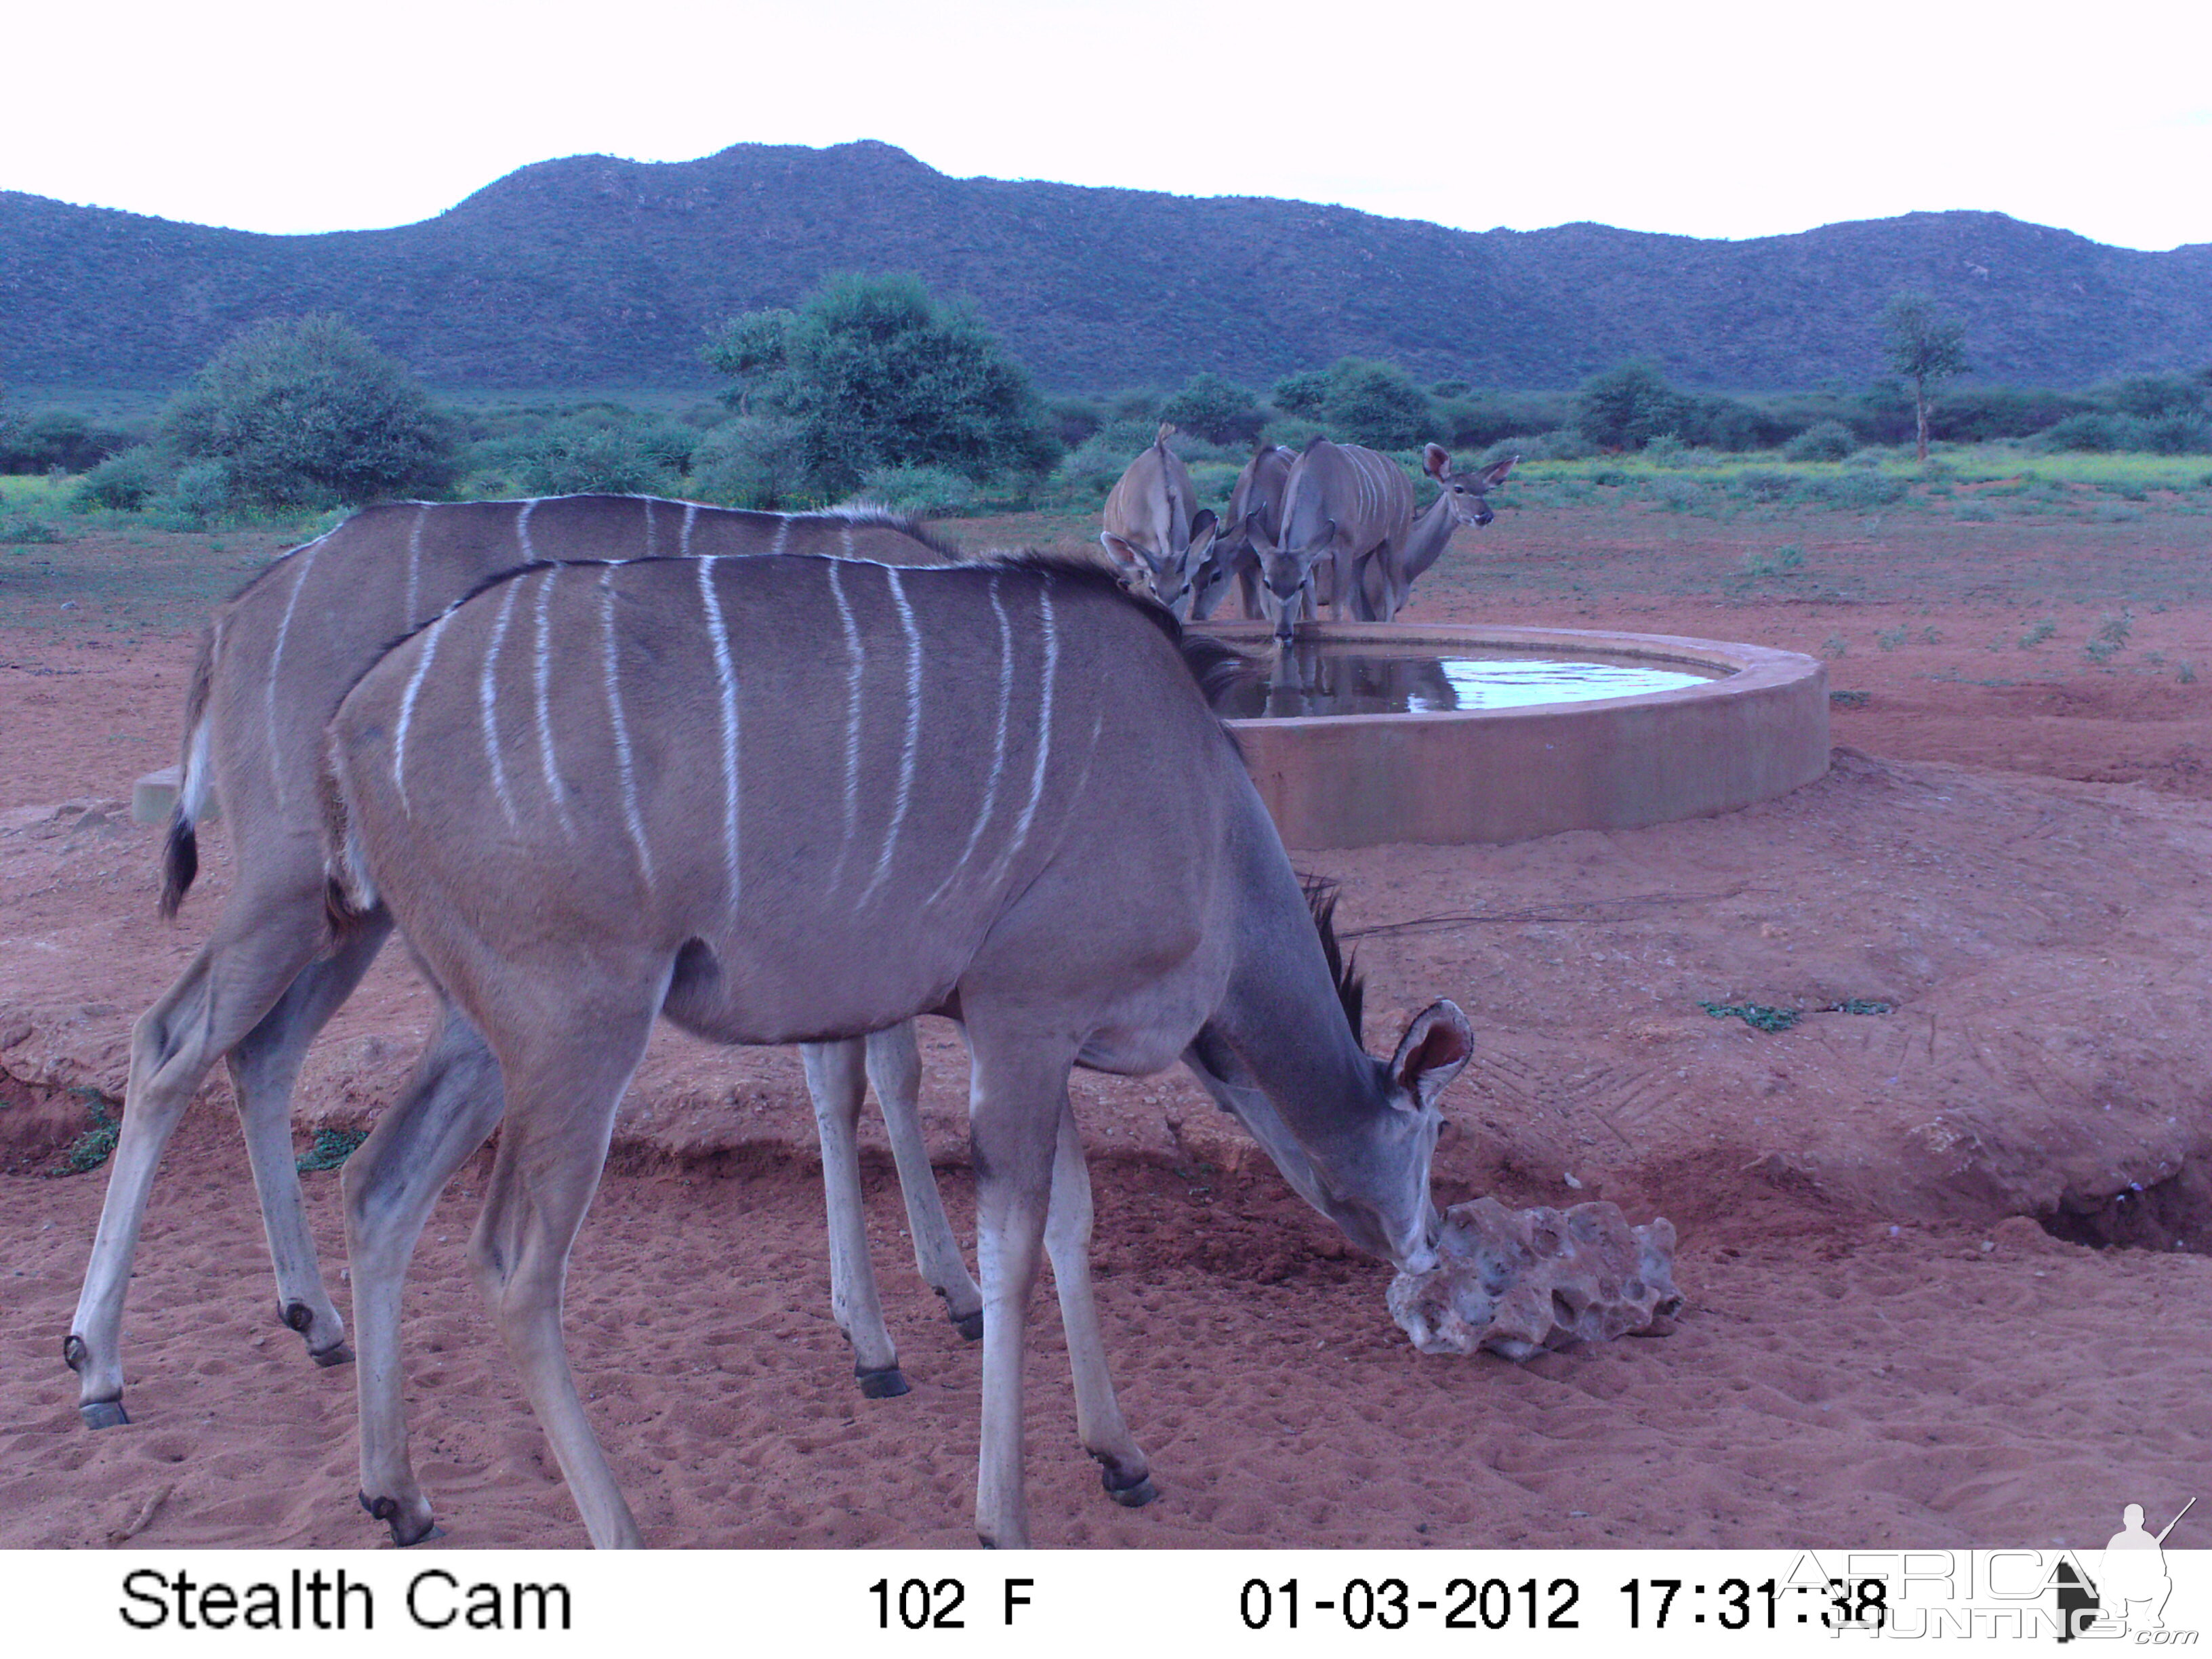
left=4, top=140, right=2209, bottom=393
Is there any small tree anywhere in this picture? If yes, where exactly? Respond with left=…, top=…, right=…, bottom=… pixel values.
left=1158, top=372, right=1265, bottom=445
left=160, top=315, right=456, bottom=510
left=1572, top=361, right=1690, bottom=451
left=703, top=272, right=1057, bottom=495
left=1881, top=293, right=1968, bottom=463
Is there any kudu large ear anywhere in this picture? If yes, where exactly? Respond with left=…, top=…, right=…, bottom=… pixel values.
left=1422, top=443, right=1452, bottom=480
left=1099, top=531, right=1151, bottom=583
left=1388, top=1000, right=1473, bottom=1113
left=1475, top=454, right=1517, bottom=489
left=1186, top=508, right=1219, bottom=561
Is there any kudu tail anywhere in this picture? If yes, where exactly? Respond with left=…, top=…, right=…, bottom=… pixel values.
left=316, top=731, right=380, bottom=935
left=157, top=627, right=219, bottom=918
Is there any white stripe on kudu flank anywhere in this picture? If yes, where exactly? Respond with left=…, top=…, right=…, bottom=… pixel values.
left=518, top=498, right=541, bottom=560
left=392, top=608, right=453, bottom=818
left=696, top=558, right=742, bottom=914
left=480, top=577, right=524, bottom=830
left=859, top=565, right=922, bottom=905
left=643, top=499, right=659, bottom=560
left=925, top=569, right=1013, bottom=909
left=982, top=578, right=1059, bottom=895
left=826, top=558, right=865, bottom=890
left=264, top=541, right=323, bottom=809
left=599, top=569, right=655, bottom=886
left=531, top=567, right=574, bottom=838
left=770, top=517, right=792, bottom=558
left=405, top=504, right=428, bottom=628
left=681, top=501, right=698, bottom=558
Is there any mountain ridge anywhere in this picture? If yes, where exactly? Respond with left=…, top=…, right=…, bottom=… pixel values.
left=4, top=140, right=2207, bottom=393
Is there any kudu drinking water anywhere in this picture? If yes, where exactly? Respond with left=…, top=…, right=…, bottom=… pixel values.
left=65, top=495, right=984, bottom=1433
left=1099, top=422, right=1218, bottom=617
left=321, top=552, right=1472, bottom=1548
left=1189, top=443, right=1296, bottom=623
left=1249, top=439, right=1515, bottom=640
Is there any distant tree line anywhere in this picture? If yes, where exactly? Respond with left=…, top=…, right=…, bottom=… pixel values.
left=15, top=278, right=2212, bottom=527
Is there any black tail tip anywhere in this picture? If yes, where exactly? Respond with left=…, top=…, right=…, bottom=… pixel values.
left=157, top=817, right=198, bottom=918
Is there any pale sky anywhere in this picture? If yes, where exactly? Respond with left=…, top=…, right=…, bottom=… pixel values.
left=7, top=0, right=2209, bottom=251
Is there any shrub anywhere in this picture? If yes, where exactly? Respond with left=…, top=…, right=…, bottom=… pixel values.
left=691, top=415, right=813, bottom=509
left=1806, top=472, right=1908, bottom=510
left=159, top=314, right=457, bottom=510
left=73, top=446, right=169, bottom=510
left=152, top=462, right=236, bottom=529
left=0, top=409, right=142, bottom=474
left=1784, top=419, right=1858, bottom=462
left=1320, top=359, right=1436, bottom=449
left=510, top=418, right=682, bottom=497
left=1158, top=373, right=1266, bottom=445
left=853, top=464, right=976, bottom=515
left=1573, top=361, right=1690, bottom=451
left=1270, top=370, right=1332, bottom=417
left=703, top=272, right=1059, bottom=495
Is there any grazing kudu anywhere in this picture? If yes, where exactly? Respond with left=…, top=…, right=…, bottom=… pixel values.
left=1248, top=436, right=1415, bottom=642
left=1189, top=443, right=1295, bottom=623
left=1356, top=446, right=1517, bottom=623
left=1099, top=423, right=1218, bottom=617
left=64, top=495, right=984, bottom=1434
left=321, top=552, right=1471, bottom=1548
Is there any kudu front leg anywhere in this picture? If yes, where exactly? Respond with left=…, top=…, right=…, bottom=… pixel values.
left=865, top=1022, right=983, bottom=1340
left=966, top=1039, right=1076, bottom=1550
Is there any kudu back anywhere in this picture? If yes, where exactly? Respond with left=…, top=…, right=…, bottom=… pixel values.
left=66, top=495, right=983, bottom=1433
left=1190, top=443, right=1296, bottom=622
left=321, top=552, right=1472, bottom=1548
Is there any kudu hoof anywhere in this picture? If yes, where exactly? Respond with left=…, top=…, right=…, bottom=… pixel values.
left=80, top=1399, right=131, bottom=1431
left=360, top=1491, right=441, bottom=1547
left=855, top=1364, right=911, bottom=1400
left=951, top=1310, right=985, bottom=1344
left=310, top=1341, right=356, bottom=1370
left=1101, top=1465, right=1158, bottom=1509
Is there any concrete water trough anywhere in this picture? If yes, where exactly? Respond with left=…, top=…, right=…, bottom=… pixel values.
left=1208, top=621, right=1830, bottom=851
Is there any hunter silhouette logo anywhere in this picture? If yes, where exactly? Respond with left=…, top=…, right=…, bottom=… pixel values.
left=2057, top=1497, right=2196, bottom=1641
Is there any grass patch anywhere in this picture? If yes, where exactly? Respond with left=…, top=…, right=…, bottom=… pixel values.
left=296, top=1126, right=369, bottom=1174
left=1699, top=1000, right=1801, bottom=1033
left=54, top=1094, right=120, bottom=1176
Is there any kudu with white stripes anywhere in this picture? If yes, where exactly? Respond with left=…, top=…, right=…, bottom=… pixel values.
left=1099, top=423, right=1218, bottom=616
left=1250, top=436, right=1415, bottom=640
left=321, top=552, right=1472, bottom=1548
left=64, top=495, right=983, bottom=1435
left=1189, top=443, right=1296, bottom=622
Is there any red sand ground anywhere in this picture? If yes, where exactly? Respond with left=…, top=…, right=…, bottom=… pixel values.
left=3, top=499, right=2208, bottom=1550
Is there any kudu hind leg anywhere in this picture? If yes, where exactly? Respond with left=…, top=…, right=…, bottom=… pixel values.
left=224, top=912, right=393, bottom=1366
left=1043, top=1102, right=1153, bottom=1507
left=462, top=1008, right=657, bottom=1549
left=801, top=1038, right=907, bottom=1396
left=67, top=906, right=334, bottom=1425
left=346, top=1000, right=506, bottom=1547
left=866, top=1022, right=983, bottom=1340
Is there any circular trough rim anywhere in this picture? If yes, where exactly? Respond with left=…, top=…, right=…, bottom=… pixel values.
left=1202, top=620, right=1811, bottom=727
left=1199, top=621, right=1830, bottom=850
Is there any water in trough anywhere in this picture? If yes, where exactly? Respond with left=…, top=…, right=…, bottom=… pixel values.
left=1213, top=640, right=1722, bottom=720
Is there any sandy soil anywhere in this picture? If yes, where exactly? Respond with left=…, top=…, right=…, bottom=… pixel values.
left=3, top=499, right=2208, bottom=1550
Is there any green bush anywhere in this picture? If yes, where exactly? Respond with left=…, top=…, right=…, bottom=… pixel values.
left=703, top=272, right=1059, bottom=495
left=159, top=314, right=457, bottom=511
left=1573, top=361, right=1690, bottom=451
left=691, top=415, right=813, bottom=509
left=152, top=461, right=236, bottom=529
left=509, top=418, right=682, bottom=496
left=1805, top=472, right=1908, bottom=509
left=853, top=463, right=975, bottom=515
left=0, top=409, right=142, bottom=474
left=1271, top=370, right=1331, bottom=417
left=72, top=445, right=169, bottom=510
left=1158, top=373, right=1266, bottom=445
left=1784, top=419, right=1858, bottom=462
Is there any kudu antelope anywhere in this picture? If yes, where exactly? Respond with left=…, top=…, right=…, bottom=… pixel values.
left=321, top=552, right=1471, bottom=1548
left=1189, top=443, right=1296, bottom=623
left=1099, top=423, right=1218, bottom=617
left=65, top=495, right=984, bottom=1434
left=1250, top=436, right=1415, bottom=641
left=1358, top=446, right=1516, bottom=624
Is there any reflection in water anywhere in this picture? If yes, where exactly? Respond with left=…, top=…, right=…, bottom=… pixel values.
left=1215, top=643, right=1718, bottom=718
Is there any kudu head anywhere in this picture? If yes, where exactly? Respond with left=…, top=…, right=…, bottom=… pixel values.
left=1101, top=509, right=1218, bottom=617
left=1189, top=1001, right=1472, bottom=1272
left=1424, top=444, right=1516, bottom=528
left=1246, top=518, right=1319, bottom=644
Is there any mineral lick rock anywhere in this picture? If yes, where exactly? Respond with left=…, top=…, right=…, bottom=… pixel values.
left=1387, top=1197, right=1682, bottom=1360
